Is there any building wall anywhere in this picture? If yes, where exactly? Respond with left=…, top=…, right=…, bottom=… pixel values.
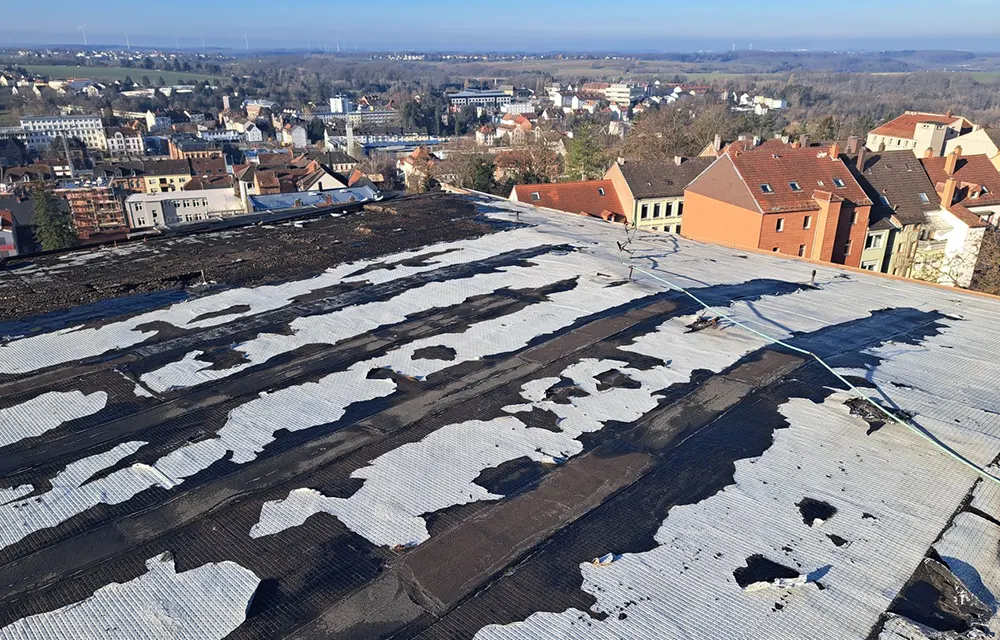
left=886, top=225, right=920, bottom=278
left=758, top=210, right=820, bottom=258
left=634, top=196, right=683, bottom=233
left=0, top=210, right=17, bottom=257
left=681, top=190, right=762, bottom=249
left=604, top=163, right=635, bottom=223
left=144, top=174, right=190, bottom=194
left=865, top=133, right=917, bottom=153
left=859, top=229, right=891, bottom=272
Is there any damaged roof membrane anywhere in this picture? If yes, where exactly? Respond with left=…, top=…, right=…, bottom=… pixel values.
left=0, top=193, right=998, bottom=638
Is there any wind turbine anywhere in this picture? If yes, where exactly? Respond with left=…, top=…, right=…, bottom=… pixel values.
left=125, top=32, right=131, bottom=50
left=175, top=35, right=180, bottom=50
left=78, top=24, right=88, bottom=47
left=244, top=32, right=249, bottom=52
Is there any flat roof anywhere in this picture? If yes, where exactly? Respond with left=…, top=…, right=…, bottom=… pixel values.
left=0, top=193, right=998, bottom=638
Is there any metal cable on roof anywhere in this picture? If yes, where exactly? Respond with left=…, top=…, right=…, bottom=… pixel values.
left=615, top=230, right=1000, bottom=488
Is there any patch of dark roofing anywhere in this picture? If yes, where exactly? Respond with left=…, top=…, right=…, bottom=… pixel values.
left=618, top=157, right=715, bottom=199
left=796, top=497, right=837, bottom=526
left=889, top=557, right=992, bottom=633
left=733, top=555, right=800, bottom=589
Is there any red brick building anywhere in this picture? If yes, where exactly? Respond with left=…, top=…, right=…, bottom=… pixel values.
left=509, top=180, right=626, bottom=222
left=683, top=143, right=873, bottom=267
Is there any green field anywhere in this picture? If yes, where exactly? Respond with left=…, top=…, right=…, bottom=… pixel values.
left=22, top=65, right=223, bottom=85
left=429, top=58, right=786, bottom=82
left=967, top=72, right=1000, bottom=82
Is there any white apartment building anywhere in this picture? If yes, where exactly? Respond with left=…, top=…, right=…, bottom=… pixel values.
left=19, top=114, right=107, bottom=152
left=604, top=84, right=645, bottom=107
left=126, top=189, right=246, bottom=228
left=105, top=127, right=145, bottom=157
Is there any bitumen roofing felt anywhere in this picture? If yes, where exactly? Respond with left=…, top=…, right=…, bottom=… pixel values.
left=0, top=192, right=999, bottom=639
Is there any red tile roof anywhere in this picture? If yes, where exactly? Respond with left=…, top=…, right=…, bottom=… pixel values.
left=921, top=153, right=1000, bottom=207
left=869, top=112, right=970, bottom=140
left=512, top=180, right=624, bottom=219
left=947, top=204, right=989, bottom=228
left=728, top=143, right=871, bottom=213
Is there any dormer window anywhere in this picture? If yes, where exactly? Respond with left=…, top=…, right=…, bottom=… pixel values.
left=832, top=178, right=846, bottom=188
left=789, top=182, right=802, bottom=192
left=597, top=187, right=605, bottom=196
left=760, top=183, right=774, bottom=194
left=530, top=192, right=540, bottom=201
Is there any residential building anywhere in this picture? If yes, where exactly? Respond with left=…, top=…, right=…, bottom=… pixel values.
left=447, top=89, right=512, bottom=113
left=398, top=146, right=438, bottom=191
left=281, top=124, right=309, bottom=149
left=54, top=178, right=127, bottom=239
left=866, top=111, right=973, bottom=156
left=0, top=164, right=54, bottom=192
left=683, top=143, right=873, bottom=268
left=169, top=137, right=223, bottom=160
left=0, top=209, right=17, bottom=257
left=243, top=99, right=277, bottom=120
left=19, top=114, right=107, bottom=152
left=125, top=189, right=245, bottom=228
left=325, top=151, right=358, bottom=174
left=144, top=110, right=173, bottom=133
left=476, top=126, right=497, bottom=147
left=509, top=180, right=625, bottom=222
left=605, top=156, right=715, bottom=233
left=105, top=126, right=144, bottom=157
left=922, top=148, right=1000, bottom=227
left=604, top=84, right=645, bottom=107
left=143, top=159, right=192, bottom=194
left=501, top=102, right=536, bottom=116
left=943, top=128, right=1000, bottom=170
left=329, top=95, right=352, bottom=114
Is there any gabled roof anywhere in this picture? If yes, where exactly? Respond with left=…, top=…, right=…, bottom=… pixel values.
left=847, top=150, right=939, bottom=226
left=869, top=112, right=971, bottom=140
left=921, top=153, right=1000, bottom=207
left=144, top=159, right=192, bottom=177
left=183, top=174, right=233, bottom=191
left=727, top=143, right=871, bottom=213
left=326, top=151, right=358, bottom=165
left=615, top=157, right=715, bottom=199
left=512, top=180, right=624, bottom=218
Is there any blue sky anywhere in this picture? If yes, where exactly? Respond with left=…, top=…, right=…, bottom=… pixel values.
left=3, top=0, right=999, bottom=51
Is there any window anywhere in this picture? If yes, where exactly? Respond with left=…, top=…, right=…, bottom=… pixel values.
left=597, top=187, right=605, bottom=196
left=845, top=239, right=853, bottom=256
left=653, top=203, right=661, bottom=218
left=851, top=211, right=858, bottom=225
left=760, top=183, right=774, bottom=193
left=918, top=192, right=930, bottom=204
left=789, top=181, right=802, bottom=192
left=676, top=202, right=684, bottom=217
left=776, top=218, right=784, bottom=232
left=673, top=225, right=681, bottom=233
left=772, top=247, right=779, bottom=252
left=803, top=215, right=811, bottom=229
left=833, top=178, right=846, bottom=188
left=798, top=244, right=806, bottom=257
left=530, top=192, right=540, bottom=201
left=880, top=195, right=890, bottom=206
left=865, top=234, right=883, bottom=249
left=861, top=261, right=878, bottom=271
left=640, top=204, right=649, bottom=219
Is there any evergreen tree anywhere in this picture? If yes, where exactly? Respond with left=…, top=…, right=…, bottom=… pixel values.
left=32, top=185, right=78, bottom=251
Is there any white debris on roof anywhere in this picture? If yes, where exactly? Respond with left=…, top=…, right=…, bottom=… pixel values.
left=473, top=394, right=981, bottom=640
left=250, top=312, right=769, bottom=547
left=0, top=553, right=258, bottom=640
left=0, top=231, right=545, bottom=375
left=0, top=391, right=106, bottom=448
left=932, top=511, right=1000, bottom=633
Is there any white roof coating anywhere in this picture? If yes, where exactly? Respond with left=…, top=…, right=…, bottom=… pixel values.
left=0, top=554, right=258, bottom=640
left=1, top=193, right=1000, bottom=638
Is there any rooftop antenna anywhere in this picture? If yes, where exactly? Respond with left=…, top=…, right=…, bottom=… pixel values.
left=78, top=24, right=88, bottom=47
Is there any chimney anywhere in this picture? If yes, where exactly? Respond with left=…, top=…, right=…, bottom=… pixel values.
left=791, top=141, right=801, bottom=149
left=946, top=109, right=953, bottom=119
left=924, top=147, right=935, bottom=159
left=674, top=156, right=684, bottom=166
left=829, top=142, right=841, bottom=158
left=799, top=134, right=810, bottom=149
left=856, top=146, right=867, bottom=172
left=846, top=136, right=860, bottom=155
left=944, top=147, right=961, bottom=175
left=941, top=177, right=958, bottom=208
left=753, top=135, right=762, bottom=146
left=713, top=133, right=722, bottom=152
